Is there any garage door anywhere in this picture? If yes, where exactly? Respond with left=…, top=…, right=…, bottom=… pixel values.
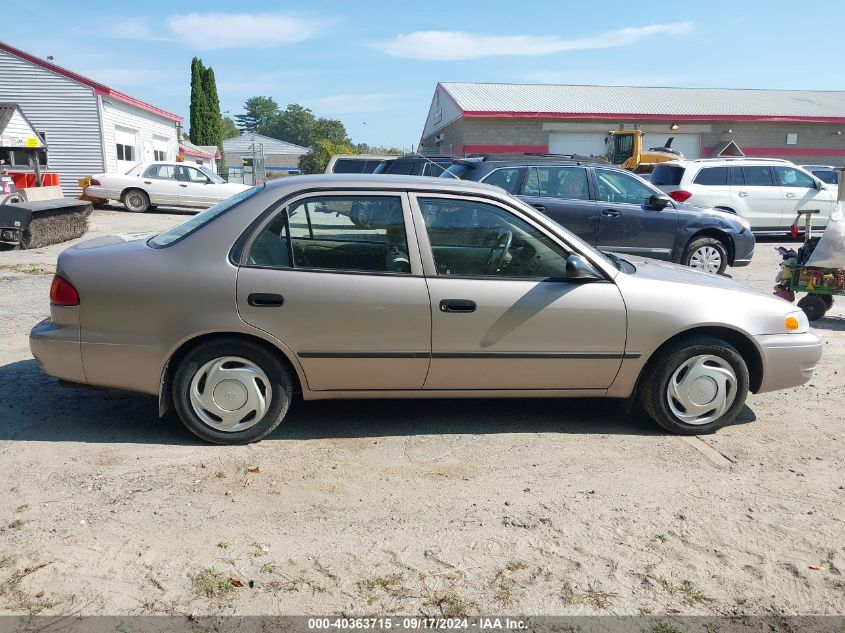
left=644, top=133, right=701, bottom=159
left=548, top=133, right=607, bottom=157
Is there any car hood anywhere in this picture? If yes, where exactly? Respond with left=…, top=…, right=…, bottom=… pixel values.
left=620, top=255, right=769, bottom=295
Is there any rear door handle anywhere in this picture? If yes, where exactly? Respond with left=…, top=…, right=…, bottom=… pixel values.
left=601, top=209, right=622, bottom=217
left=737, top=191, right=749, bottom=197
left=531, top=204, right=546, bottom=211
left=143, top=180, right=152, bottom=184
left=248, top=293, right=284, bottom=307
left=439, top=299, right=476, bottom=313
left=179, top=184, right=188, bottom=188
left=785, top=192, right=797, bottom=198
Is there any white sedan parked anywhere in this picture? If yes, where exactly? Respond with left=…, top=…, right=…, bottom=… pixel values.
left=84, top=162, right=251, bottom=212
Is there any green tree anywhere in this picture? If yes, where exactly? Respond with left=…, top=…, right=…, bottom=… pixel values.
left=200, top=66, right=222, bottom=147
left=314, top=117, right=351, bottom=145
left=188, top=57, right=207, bottom=144
left=235, top=96, right=279, bottom=133
left=356, top=143, right=404, bottom=155
left=221, top=116, right=240, bottom=139
left=259, top=103, right=316, bottom=147
left=299, top=138, right=357, bottom=174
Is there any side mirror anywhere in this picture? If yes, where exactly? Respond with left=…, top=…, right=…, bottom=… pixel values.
left=566, top=254, right=603, bottom=281
left=647, top=194, right=672, bottom=210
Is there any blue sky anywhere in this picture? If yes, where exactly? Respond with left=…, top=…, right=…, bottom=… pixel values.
left=5, top=0, right=843, bottom=148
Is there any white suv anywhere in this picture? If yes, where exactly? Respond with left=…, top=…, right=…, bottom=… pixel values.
left=650, top=158, right=836, bottom=233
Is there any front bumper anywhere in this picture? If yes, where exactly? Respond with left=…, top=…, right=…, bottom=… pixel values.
left=29, top=316, right=86, bottom=384
left=755, top=332, right=822, bottom=393
left=731, top=230, right=755, bottom=267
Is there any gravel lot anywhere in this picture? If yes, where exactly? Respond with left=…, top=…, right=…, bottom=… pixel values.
left=0, top=208, right=843, bottom=617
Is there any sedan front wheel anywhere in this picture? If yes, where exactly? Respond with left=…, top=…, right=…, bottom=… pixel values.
left=639, top=336, right=749, bottom=435
left=683, top=237, right=728, bottom=275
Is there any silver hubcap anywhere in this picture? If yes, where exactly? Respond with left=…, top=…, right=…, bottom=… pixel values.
left=689, top=246, right=722, bottom=274
left=189, top=356, right=271, bottom=432
left=666, top=354, right=737, bottom=425
left=127, top=193, right=143, bottom=209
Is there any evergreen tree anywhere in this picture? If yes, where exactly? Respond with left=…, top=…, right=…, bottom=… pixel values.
left=188, top=57, right=206, bottom=144
left=235, top=96, right=279, bottom=133
left=201, top=66, right=222, bottom=147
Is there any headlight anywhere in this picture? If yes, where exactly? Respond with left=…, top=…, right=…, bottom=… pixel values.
left=785, top=310, right=809, bottom=334
left=736, top=216, right=751, bottom=231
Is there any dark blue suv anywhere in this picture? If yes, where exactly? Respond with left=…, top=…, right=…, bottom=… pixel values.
left=441, top=156, right=755, bottom=275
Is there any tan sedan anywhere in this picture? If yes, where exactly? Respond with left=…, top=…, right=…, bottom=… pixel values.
left=30, top=176, right=822, bottom=444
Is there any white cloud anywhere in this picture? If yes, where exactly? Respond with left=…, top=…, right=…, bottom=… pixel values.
left=166, top=12, right=326, bottom=49
left=371, top=22, right=693, bottom=61
left=301, top=93, right=398, bottom=114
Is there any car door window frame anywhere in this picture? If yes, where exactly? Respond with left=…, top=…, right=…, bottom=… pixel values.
left=407, top=192, right=609, bottom=282
left=592, top=167, right=658, bottom=207
left=478, top=167, right=528, bottom=195
left=530, top=165, right=593, bottom=201
left=240, top=190, right=424, bottom=277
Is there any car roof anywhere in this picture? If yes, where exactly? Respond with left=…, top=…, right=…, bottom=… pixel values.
left=263, top=173, right=508, bottom=195
left=659, top=157, right=797, bottom=168
left=801, top=164, right=837, bottom=169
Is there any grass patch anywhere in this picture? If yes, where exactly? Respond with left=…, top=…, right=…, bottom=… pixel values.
left=652, top=622, right=685, bottom=633
left=192, top=568, right=235, bottom=599
left=679, top=580, right=706, bottom=604
left=430, top=592, right=478, bottom=618
left=655, top=533, right=668, bottom=543
left=505, top=560, right=528, bottom=572
left=216, top=541, right=230, bottom=550
left=584, top=583, right=616, bottom=610
left=560, top=581, right=579, bottom=606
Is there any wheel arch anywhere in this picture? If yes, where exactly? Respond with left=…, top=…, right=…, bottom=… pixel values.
left=632, top=325, right=764, bottom=405
left=158, top=330, right=305, bottom=417
left=120, top=186, right=148, bottom=201
left=684, top=229, right=735, bottom=265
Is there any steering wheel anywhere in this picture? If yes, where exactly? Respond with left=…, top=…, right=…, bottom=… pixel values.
left=484, top=231, right=513, bottom=274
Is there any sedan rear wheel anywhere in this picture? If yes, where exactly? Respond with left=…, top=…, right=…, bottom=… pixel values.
left=639, top=336, right=749, bottom=435
left=683, top=237, right=728, bottom=275
left=122, top=189, right=150, bottom=213
left=173, top=339, right=292, bottom=444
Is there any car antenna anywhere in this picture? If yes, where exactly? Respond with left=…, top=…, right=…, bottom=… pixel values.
left=408, top=152, right=461, bottom=179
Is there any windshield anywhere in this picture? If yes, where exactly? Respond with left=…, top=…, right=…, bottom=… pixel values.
left=198, top=165, right=225, bottom=183
left=148, top=186, right=260, bottom=248
left=440, top=163, right=473, bottom=179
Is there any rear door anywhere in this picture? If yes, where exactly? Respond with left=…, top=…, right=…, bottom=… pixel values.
left=774, top=165, right=835, bottom=227
left=728, top=165, right=782, bottom=230
left=517, top=166, right=601, bottom=246
left=141, top=164, right=180, bottom=205
left=237, top=192, right=431, bottom=391
left=594, top=168, right=678, bottom=260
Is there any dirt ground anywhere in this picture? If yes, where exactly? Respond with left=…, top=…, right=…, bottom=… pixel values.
left=0, top=208, right=843, bottom=617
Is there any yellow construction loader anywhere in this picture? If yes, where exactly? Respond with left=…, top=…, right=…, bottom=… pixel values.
left=604, top=130, right=683, bottom=171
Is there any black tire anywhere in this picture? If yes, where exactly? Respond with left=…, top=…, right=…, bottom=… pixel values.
left=682, top=237, right=729, bottom=275
left=172, top=338, right=293, bottom=444
left=819, top=294, right=834, bottom=310
left=797, top=294, right=827, bottom=321
left=122, top=188, right=150, bottom=213
left=638, top=336, right=750, bottom=435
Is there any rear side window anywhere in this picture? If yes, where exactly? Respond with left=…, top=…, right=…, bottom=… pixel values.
left=534, top=166, right=589, bottom=200
left=481, top=168, right=525, bottom=194
left=384, top=160, right=414, bottom=175
left=741, top=166, right=775, bottom=186
left=692, top=167, right=728, bottom=186
left=650, top=165, right=685, bottom=186
left=332, top=159, right=364, bottom=174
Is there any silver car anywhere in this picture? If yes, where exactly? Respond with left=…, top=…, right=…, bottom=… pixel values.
left=30, top=175, right=822, bottom=444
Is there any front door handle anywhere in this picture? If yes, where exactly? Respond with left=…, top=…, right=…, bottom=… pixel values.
left=531, top=204, right=546, bottom=211
left=439, top=299, right=476, bottom=313
left=737, top=191, right=749, bottom=197
left=143, top=180, right=152, bottom=184
left=248, top=292, right=284, bottom=307
left=601, top=209, right=622, bottom=217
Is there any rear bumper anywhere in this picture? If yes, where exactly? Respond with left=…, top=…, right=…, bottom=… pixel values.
left=755, top=332, right=822, bottom=393
left=29, top=316, right=86, bottom=384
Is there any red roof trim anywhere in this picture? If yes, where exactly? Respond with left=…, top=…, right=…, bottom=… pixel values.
left=461, top=111, right=845, bottom=123
left=179, top=145, right=218, bottom=159
left=703, top=145, right=845, bottom=157
left=0, top=41, right=183, bottom=122
left=462, top=144, right=548, bottom=154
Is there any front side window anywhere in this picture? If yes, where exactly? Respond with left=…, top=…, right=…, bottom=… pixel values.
left=741, top=166, right=775, bottom=186
left=419, top=197, right=569, bottom=279
left=176, top=165, right=209, bottom=183
left=534, top=166, right=589, bottom=200
left=594, top=169, right=655, bottom=205
left=481, top=168, right=525, bottom=194
left=774, top=166, right=815, bottom=188
left=249, top=196, right=410, bottom=274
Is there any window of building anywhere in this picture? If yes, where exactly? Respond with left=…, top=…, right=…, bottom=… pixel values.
left=154, top=150, right=167, bottom=161
left=116, top=143, right=135, bottom=162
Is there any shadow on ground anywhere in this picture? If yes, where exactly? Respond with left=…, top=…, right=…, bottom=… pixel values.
left=1, top=358, right=756, bottom=445
left=811, top=315, right=845, bottom=332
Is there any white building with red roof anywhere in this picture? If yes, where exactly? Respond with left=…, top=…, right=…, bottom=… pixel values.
left=0, top=41, right=183, bottom=195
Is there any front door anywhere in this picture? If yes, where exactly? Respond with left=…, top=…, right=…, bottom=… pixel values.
left=593, top=168, right=678, bottom=260
left=728, top=165, right=783, bottom=230
left=175, top=164, right=220, bottom=206
left=774, top=165, right=835, bottom=228
left=518, top=165, right=602, bottom=246
left=411, top=194, right=627, bottom=391
left=237, top=192, right=431, bottom=391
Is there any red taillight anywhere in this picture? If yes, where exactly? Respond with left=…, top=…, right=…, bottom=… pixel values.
left=50, top=274, right=80, bottom=306
left=89, top=179, right=101, bottom=186
left=668, top=190, right=693, bottom=203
